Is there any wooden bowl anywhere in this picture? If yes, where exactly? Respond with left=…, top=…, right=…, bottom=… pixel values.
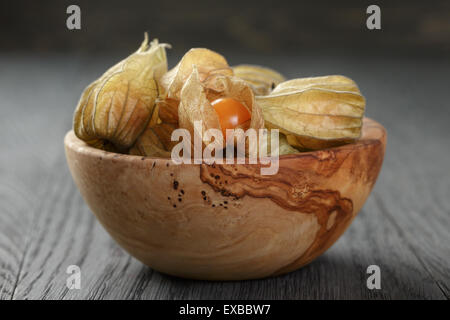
left=64, top=117, right=386, bottom=280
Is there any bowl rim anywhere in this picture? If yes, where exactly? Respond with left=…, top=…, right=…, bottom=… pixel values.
left=64, top=117, right=386, bottom=163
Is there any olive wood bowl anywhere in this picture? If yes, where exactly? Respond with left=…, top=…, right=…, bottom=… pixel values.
left=64, top=117, right=386, bottom=280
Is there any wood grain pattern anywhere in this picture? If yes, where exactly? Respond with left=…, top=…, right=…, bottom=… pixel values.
left=0, top=54, right=448, bottom=299
left=64, top=117, right=384, bottom=280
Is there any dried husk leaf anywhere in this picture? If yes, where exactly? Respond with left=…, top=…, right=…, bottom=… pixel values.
left=278, top=134, right=300, bottom=155
left=178, top=68, right=264, bottom=149
left=129, top=100, right=179, bottom=157
left=73, top=34, right=169, bottom=151
left=160, top=48, right=233, bottom=100
left=256, top=75, right=365, bottom=150
left=156, top=48, right=233, bottom=132
left=232, top=64, right=285, bottom=95
left=203, top=74, right=264, bottom=133
left=129, top=121, right=177, bottom=158
left=156, top=98, right=179, bottom=124
left=270, top=75, right=361, bottom=95
left=178, top=68, right=222, bottom=146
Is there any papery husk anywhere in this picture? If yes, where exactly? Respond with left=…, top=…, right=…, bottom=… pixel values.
left=203, top=74, right=265, bottom=133
left=256, top=75, right=365, bottom=150
left=129, top=121, right=177, bottom=158
left=129, top=101, right=178, bottom=157
left=278, top=134, right=300, bottom=155
left=178, top=68, right=264, bottom=149
left=232, top=64, right=285, bottom=95
left=263, top=131, right=299, bottom=156
left=160, top=48, right=233, bottom=100
left=178, top=68, right=222, bottom=147
left=269, top=75, right=361, bottom=95
left=156, top=98, right=179, bottom=124
left=73, top=33, right=170, bottom=151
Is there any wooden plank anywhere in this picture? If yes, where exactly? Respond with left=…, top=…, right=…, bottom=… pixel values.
left=1, top=55, right=449, bottom=300
left=0, top=59, right=67, bottom=298
left=0, top=55, right=110, bottom=299
left=363, top=57, right=450, bottom=299
left=11, top=180, right=447, bottom=299
left=370, top=125, right=450, bottom=298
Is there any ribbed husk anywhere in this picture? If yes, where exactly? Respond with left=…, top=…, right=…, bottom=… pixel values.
left=160, top=48, right=233, bottom=100
left=129, top=123, right=177, bottom=158
left=73, top=34, right=169, bottom=151
left=256, top=75, right=365, bottom=150
left=232, top=64, right=285, bottom=95
left=262, top=131, right=299, bottom=156
left=178, top=68, right=264, bottom=151
left=130, top=48, right=239, bottom=158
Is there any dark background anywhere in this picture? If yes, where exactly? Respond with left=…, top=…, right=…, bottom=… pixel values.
left=2, top=0, right=450, bottom=57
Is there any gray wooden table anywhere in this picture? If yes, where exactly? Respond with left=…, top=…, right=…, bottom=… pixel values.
left=0, top=52, right=449, bottom=300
